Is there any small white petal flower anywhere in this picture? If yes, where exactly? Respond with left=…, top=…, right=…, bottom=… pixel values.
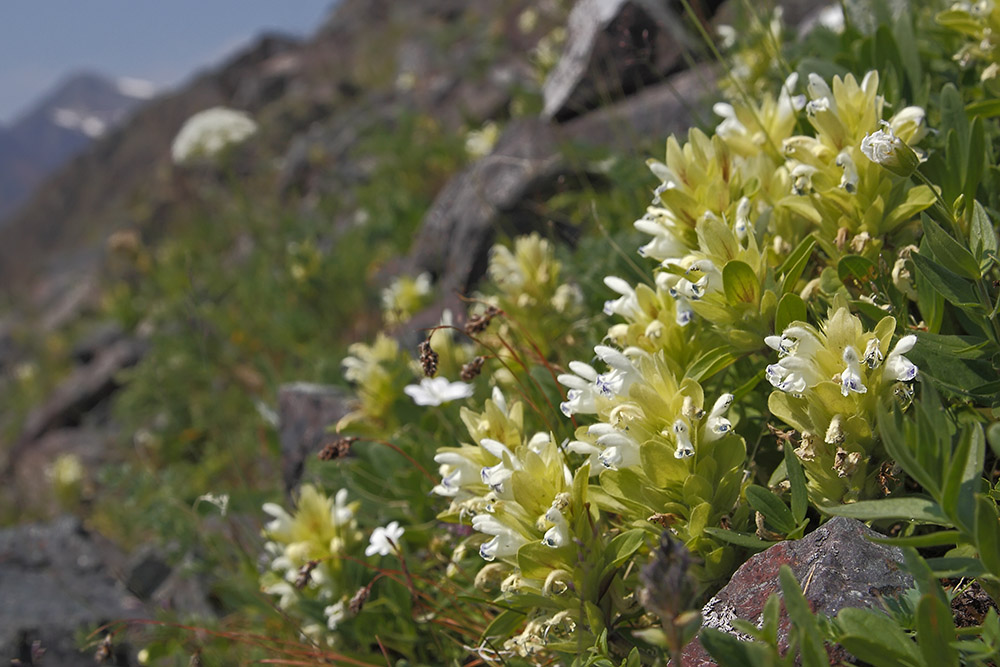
left=835, top=150, right=859, bottom=193
left=325, top=600, right=348, bottom=631
left=704, top=393, right=734, bottom=442
left=860, top=124, right=919, bottom=176
left=672, top=419, right=694, bottom=459
left=839, top=346, right=868, bottom=397
left=366, top=521, right=405, bottom=557
left=403, top=377, right=474, bottom=406
left=861, top=337, right=883, bottom=369
left=884, top=335, right=918, bottom=382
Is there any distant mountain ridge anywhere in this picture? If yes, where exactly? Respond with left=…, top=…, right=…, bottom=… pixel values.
left=0, top=71, right=153, bottom=223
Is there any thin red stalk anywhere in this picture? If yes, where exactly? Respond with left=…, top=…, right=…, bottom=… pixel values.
left=364, top=438, right=436, bottom=483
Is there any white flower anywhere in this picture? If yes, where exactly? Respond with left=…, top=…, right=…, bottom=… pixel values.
left=325, top=600, right=348, bottom=630
left=839, top=346, right=868, bottom=397
left=704, top=394, right=734, bottom=442
left=195, top=492, right=229, bottom=516
left=542, top=505, right=569, bottom=548
left=592, top=425, right=642, bottom=469
left=860, top=123, right=919, bottom=176
left=884, top=335, right=918, bottom=382
left=171, top=106, right=257, bottom=164
left=473, top=515, right=528, bottom=561
left=404, top=377, right=474, bottom=406
left=366, top=521, right=405, bottom=557
left=672, top=419, right=694, bottom=458
left=861, top=337, right=883, bottom=369
left=836, top=150, right=859, bottom=193
left=603, top=276, right=642, bottom=319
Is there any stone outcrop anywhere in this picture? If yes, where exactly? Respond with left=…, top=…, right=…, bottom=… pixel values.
left=680, top=517, right=914, bottom=665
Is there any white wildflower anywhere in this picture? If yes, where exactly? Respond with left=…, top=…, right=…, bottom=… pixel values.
left=404, top=377, right=474, bottom=406
left=366, top=521, right=405, bottom=557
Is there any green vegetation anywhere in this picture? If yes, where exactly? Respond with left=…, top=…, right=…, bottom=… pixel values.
left=6, top=0, right=1000, bottom=665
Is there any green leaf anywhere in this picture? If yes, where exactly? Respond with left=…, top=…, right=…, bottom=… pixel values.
left=868, top=530, right=963, bottom=548
left=603, top=529, right=647, bottom=573
left=912, top=250, right=981, bottom=308
left=903, top=547, right=951, bottom=606
left=481, top=608, right=525, bottom=641
left=941, top=83, right=970, bottom=174
left=819, top=497, right=949, bottom=524
left=975, top=494, right=1000, bottom=577
left=924, top=556, right=988, bottom=578
left=988, top=422, right=1000, bottom=459
left=836, top=607, right=922, bottom=666
left=878, top=400, right=941, bottom=497
left=746, top=485, right=795, bottom=534
left=779, top=566, right=827, bottom=667
left=916, top=594, right=959, bottom=667
left=775, top=292, right=807, bottom=333
left=916, top=267, right=945, bottom=333
left=784, top=441, right=808, bottom=525
left=921, top=214, right=981, bottom=280
left=778, top=235, right=816, bottom=294
left=965, top=116, right=986, bottom=206
left=967, top=99, right=1000, bottom=118
left=908, top=332, right=999, bottom=401
left=703, top=527, right=772, bottom=550
left=723, top=260, right=760, bottom=305
left=970, top=201, right=998, bottom=268
left=837, top=254, right=877, bottom=289
left=940, top=424, right=985, bottom=532
left=687, top=346, right=738, bottom=382
left=700, top=628, right=776, bottom=667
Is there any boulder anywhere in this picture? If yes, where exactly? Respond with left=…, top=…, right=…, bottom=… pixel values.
left=542, top=0, right=692, bottom=121
left=408, top=63, right=716, bottom=297
left=680, top=517, right=914, bottom=665
left=277, top=382, right=351, bottom=493
left=0, top=517, right=143, bottom=666
left=2, top=338, right=145, bottom=482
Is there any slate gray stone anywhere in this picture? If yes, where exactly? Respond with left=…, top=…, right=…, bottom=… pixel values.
left=0, top=516, right=142, bottom=666
left=278, top=382, right=351, bottom=493
left=70, top=320, right=125, bottom=364
left=407, top=63, right=716, bottom=297
left=2, top=338, right=145, bottom=483
left=542, top=0, right=691, bottom=121
left=679, top=517, right=914, bottom=665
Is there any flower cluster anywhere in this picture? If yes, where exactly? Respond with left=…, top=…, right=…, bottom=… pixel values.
left=381, top=272, right=433, bottom=325
left=260, top=485, right=362, bottom=639
left=766, top=305, right=918, bottom=503
left=938, top=1, right=1000, bottom=79
left=479, top=233, right=583, bottom=358
left=337, top=334, right=412, bottom=434
left=171, top=106, right=258, bottom=165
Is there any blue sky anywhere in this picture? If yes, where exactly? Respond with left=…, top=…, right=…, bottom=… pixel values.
left=0, top=1, right=339, bottom=124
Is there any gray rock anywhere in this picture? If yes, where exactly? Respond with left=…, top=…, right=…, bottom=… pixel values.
left=71, top=320, right=125, bottom=364
left=278, top=382, right=351, bottom=493
left=542, top=0, right=691, bottom=121
left=680, top=517, right=914, bottom=665
left=2, top=338, right=145, bottom=483
left=10, top=427, right=111, bottom=516
left=408, top=63, right=716, bottom=297
left=0, top=516, right=143, bottom=666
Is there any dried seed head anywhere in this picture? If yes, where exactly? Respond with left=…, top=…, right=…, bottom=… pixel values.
left=460, top=356, right=486, bottom=382
left=349, top=585, right=371, bottom=615
left=418, top=339, right=439, bottom=377
left=639, top=531, right=697, bottom=624
left=94, top=635, right=113, bottom=664
left=318, top=436, right=358, bottom=461
left=295, top=559, right=320, bottom=590
left=463, top=305, right=501, bottom=335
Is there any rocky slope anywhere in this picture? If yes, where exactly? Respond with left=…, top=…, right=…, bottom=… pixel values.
left=0, top=72, right=153, bottom=224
